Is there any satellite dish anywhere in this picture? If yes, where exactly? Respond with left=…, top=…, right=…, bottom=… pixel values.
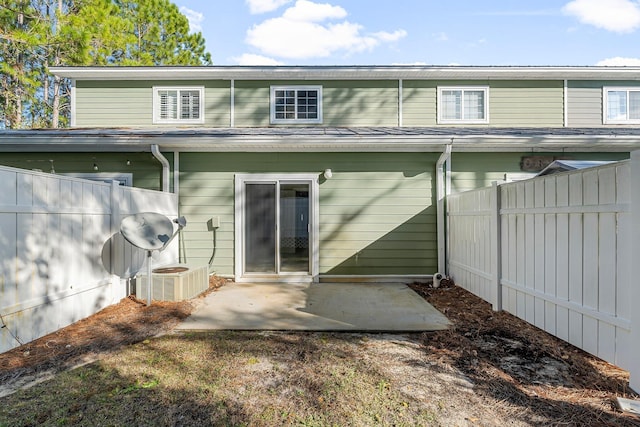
left=120, top=212, right=174, bottom=251
left=120, top=212, right=181, bottom=306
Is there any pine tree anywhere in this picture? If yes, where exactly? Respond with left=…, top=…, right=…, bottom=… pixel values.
left=114, top=0, right=211, bottom=66
left=0, top=0, right=212, bottom=129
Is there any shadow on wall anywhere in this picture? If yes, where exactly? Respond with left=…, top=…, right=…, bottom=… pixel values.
left=101, top=232, right=146, bottom=279
left=324, top=207, right=437, bottom=276
left=0, top=171, right=114, bottom=351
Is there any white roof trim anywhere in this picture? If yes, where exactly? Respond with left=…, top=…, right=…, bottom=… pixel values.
left=49, top=65, right=640, bottom=81
left=2, top=129, right=640, bottom=153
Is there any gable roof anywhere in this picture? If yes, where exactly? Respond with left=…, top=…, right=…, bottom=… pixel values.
left=2, top=127, right=640, bottom=153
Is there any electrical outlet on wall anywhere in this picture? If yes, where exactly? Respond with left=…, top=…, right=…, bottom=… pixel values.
left=208, top=216, right=220, bottom=230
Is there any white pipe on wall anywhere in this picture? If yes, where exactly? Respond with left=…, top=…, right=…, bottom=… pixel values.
left=436, top=143, right=452, bottom=275
left=151, top=144, right=170, bottom=192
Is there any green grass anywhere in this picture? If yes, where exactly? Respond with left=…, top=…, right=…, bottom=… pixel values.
left=0, top=332, right=438, bottom=427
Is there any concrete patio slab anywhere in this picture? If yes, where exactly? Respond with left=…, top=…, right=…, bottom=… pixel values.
left=175, top=282, right=451, bottom=331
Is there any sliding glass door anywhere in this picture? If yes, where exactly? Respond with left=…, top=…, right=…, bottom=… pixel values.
left=238, top=175, right=316, bottom=280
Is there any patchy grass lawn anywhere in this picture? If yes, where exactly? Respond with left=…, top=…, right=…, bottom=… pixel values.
left=2, top=332, right=443, bottom=426
left=1, top=279, right=639, bottom=426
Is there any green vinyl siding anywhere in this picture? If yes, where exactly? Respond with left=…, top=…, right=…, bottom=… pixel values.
left=178, top=152, right=437, bottom=276
left=72, top=78, right=573, bottom=128
left=323, top=81, right=398, bottom=126
left=233, top=82, right=269, bottom=126
left=567, top=80, right=640, bottom=127
left=233, top=80, right=399, bottom=127
left=0, top=152, right=166, bottom=191
left=403, top=80, right=563, bottom=127
left=402, top=81, right=437, bottom=126
left=450, top=152, right=630, bottom=193
left=74, top=80, right=230, bottom=127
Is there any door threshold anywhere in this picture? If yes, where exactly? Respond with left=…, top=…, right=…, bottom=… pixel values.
left=236, top=275, right=315, bottom=284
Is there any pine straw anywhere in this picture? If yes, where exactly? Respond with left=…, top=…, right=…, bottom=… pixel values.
left=1, top=276, right=639, bottom=425
left=409, top=281, right=640, bottom=426
left=0, top=275, right=228, bottom=385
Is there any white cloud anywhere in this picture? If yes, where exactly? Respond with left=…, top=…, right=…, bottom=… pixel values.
left=246, top=0, right=292, bottom=14
left=596, top=56, right=640, bottom=66
left=245, top=0, right=407, bottom=59
left=563, top=0, right=640, bottom=33
left=180, top=6, right=204, bottom=32
left=283, top=0, right=346, bottom=21
left=233, top=53, right=285, bottom=65
left=373, top=30, right=407, bottom=42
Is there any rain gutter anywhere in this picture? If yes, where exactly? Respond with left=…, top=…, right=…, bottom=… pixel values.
left=436, top=142, right=452, bottom=275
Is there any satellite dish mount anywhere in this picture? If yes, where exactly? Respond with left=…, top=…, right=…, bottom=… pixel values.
left=120, top=212, right=187, bottom=306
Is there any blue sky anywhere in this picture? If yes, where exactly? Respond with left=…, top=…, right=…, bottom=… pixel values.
left=172, top=0, right=640, bottom=66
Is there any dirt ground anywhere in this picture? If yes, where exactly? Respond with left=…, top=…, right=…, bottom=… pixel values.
left=1, top=276, right=639, bottom=426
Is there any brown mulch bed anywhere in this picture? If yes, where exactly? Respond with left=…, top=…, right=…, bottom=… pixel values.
left=0, top=275, right=228, bottom=388
left=1, top=275, right=639, bottom=425
left=409, top=280, right=640, bottom=426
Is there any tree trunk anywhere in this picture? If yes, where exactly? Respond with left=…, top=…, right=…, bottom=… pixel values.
left=50, top=0, right=63, bottom=128
left=52, top=75, right=60, bottom=128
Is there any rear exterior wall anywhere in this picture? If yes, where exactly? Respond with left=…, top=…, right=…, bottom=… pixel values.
left=177, top=152, right=438, bottom=276
left=72, top=79, right=590, bottom=128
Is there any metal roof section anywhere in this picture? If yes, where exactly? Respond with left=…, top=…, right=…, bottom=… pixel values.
left=2, top=127, right=640, bottom=153
left=49, top=65, right=640, bottom=81
left=536, top=160, right=616, bottom=176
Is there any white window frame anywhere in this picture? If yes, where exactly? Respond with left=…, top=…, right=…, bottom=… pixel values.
left=270, top=85, right=323, bottom=124
left=603, top=87, right=640, bottom=125
left=437, top=86, right=489, bottom=124
left=62, top=173, right=133, bottom=186
left=153, top=86, right=205, bottom=125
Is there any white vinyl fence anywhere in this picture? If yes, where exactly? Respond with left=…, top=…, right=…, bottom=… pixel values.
left=0, top=165, right=178, bottom=353
left=448, top=154, right=640, bottom=390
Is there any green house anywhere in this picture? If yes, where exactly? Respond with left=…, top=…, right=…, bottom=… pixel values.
left=2, top=65, right=639, bottom=283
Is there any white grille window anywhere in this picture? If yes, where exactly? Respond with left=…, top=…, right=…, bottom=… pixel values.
left=153, top=87, right=204, bottom=124
left=438, top=86, right=489, bottom=124
left=604, top=87, right=640, bottom=124
left=271, top=86, right=322, bottom=124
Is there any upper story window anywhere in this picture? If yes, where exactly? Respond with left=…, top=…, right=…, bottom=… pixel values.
left=604, top=87, right=640, bottom=124
left=153, top=86, right=204, bottom=124
left=438, top=86, right=489, bottom=124
left=270, top=86, right=322, bottom=124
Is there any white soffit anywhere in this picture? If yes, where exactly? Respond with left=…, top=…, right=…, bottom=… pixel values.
left=49, top=66, right=640, bottom=81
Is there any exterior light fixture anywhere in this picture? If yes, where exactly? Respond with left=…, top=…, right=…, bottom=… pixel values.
left=323, top=168, right=333, bottom=179
left=93, top=163, right=99, bottom=171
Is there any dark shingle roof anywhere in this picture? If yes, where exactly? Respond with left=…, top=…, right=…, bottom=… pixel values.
left=2, top=127, right=640, bottom=153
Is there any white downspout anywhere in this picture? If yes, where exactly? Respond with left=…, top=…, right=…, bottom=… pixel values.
left=436, top=142, right=452, bottom=275
left=563, top=79, right=568, bottom=127
left=151, top=144, right=170, bottom=192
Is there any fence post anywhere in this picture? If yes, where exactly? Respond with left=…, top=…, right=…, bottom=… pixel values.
left=110, top=180, right=123, bottom=299
left=630, top=151, right=640, bottom=392
left=491, top=181, right=502, bottom=311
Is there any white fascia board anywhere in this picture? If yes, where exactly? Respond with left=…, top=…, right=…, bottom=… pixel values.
left=2, top=133, right=640, bottom=153
left=48, top=66, right=640, bottom=81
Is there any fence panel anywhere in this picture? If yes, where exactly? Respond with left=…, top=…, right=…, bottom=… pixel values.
left=447, top=161, right=632, bottom=374
left=447, top=184, right=499, bottom=307
left=0, top=166, right=178, bottom=353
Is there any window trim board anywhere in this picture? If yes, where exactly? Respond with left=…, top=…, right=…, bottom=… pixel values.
left=437, top=86, right=489, bottom=124
left=152, top=86, right=205, bottom=125
left=603, top=86, right=640, bottom=125
left=270, top=85, right=323, bottom=124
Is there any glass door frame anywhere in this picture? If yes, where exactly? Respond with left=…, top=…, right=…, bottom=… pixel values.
left=234, top=173, right=319, bottom=283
